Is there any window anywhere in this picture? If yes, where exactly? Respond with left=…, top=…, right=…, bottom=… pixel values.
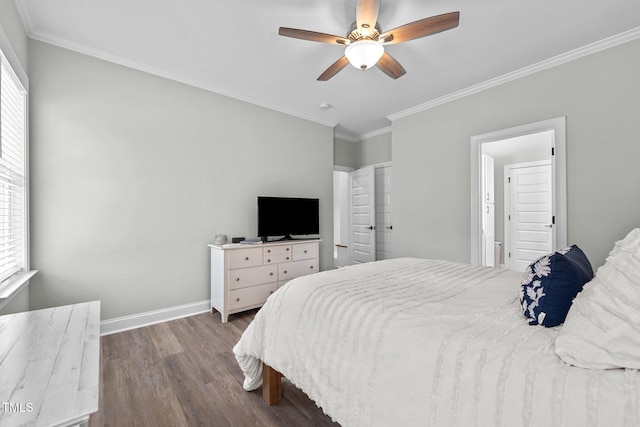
left=0, top=48, right=27, bottom=284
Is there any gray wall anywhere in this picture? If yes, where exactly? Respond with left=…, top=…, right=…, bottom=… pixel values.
left=357, top=132, right=392, bottom=167
left=393, top=38, right=640, bottom=270
left=334, top=137, right=358, bottom=169
left=0, top=0, right=28, bottom=71
left=0, top=289, right=29, bottom=315
left=334, top=132, right=392, bottom=169
left=28, top=40, right=334, bottom=320
left=0, top=2, right=30, bottom=315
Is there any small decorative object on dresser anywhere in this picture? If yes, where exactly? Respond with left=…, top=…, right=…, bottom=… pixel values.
left=208, top=239, right=320, bottom=322
left=214, top=234, right=228, bottom=245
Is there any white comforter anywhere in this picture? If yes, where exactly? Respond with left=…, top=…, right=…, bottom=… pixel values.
left=233, top=258, right=640, bottom=427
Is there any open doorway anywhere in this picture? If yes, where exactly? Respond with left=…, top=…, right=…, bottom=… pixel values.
left=482, top=133, right=553, bottom=269
left=470, top=117, right=567, bottom=270
left=333, top=167, right=351, bottom=268
left=333, top=162, right=393, bottom=268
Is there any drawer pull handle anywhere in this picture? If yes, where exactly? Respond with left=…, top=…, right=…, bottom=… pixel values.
left=270, top=272, right=274, bottom=276
left=245, top=257, right=249, bottom=261
left=270, top=290, right=274, bottom=294
left=286, top=248, right=290, bottom=251
left=235, top=298, right=240, bottom=302
left=283, top=270, right=288, bottom=274
left=304, top=250, right=308, bottom=254
left=310, top=266, right=314, bottom=269
left=286, top=257, right=290, bottom=260
left=267, top=249, right=271, bottom=253
left=267, top=259, right=271, bottom=263
left=236, top=278, right=240, bottom=281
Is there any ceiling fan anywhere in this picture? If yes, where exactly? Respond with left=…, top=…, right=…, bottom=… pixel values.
left=278, top=0, right=460, bottom=81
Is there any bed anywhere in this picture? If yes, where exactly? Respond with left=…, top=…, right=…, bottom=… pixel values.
left=233, top=234, right=640, bottom=426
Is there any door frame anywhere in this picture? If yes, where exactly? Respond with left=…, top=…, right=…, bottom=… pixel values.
left=470, top=117, right=567, bottom=266
left=503, top=159, right=553, bottom=271
left=373, top=162, right=393, bottom=260
left=333, top=166, right=353, bottom=268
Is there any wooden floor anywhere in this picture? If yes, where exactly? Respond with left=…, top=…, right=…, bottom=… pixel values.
left=90, top=310, right=339, bottom=427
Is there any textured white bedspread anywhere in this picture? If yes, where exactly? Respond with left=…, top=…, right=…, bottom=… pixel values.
left=233, top=258, right=640, bottom=427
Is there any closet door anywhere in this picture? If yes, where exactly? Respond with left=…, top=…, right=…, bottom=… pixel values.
left=375, top=166, right=392, bottom=260
left=349, top=166, right=376, bottom=264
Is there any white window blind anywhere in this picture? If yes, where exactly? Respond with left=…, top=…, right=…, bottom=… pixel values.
left=0, top=50, right=27, bottom=284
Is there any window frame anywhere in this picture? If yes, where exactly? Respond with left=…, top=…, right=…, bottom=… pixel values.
left=0, top=30, right=35, bottom=310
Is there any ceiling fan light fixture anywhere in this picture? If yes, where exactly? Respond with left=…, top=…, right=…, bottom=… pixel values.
left=345, top=40, right=384, bottom=70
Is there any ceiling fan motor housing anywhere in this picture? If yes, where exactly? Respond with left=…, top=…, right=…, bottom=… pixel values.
left=347, top=21, right=382, bottom=42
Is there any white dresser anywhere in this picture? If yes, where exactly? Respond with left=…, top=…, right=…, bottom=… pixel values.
left=209, top=240, right=320, bottom=322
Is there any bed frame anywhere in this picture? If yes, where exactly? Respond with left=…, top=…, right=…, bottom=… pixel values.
left=262, top=363, right=282, bottom=405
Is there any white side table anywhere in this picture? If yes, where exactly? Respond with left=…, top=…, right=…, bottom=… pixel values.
left=0, top=301, right=100, bottom=426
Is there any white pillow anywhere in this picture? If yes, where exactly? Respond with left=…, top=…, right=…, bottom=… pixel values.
left=609, top=227, right=640, bottom=257
left=555, top=230, right=640, bottom=369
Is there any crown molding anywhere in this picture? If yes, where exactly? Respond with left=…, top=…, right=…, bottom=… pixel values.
left=0, top=20, right=28, bottom=88
left=359, top=126, right=392, bottom=141
left=388, top=26, right=640, bottom=122
left=333, top=132, right=360, bottom=142
left=334, top=125, right=391, bottom=142
left=16, top=1, right=640, bottom=136
left=25, top=29, right=339, bottom=129
left=13, top=0, right=36, bottom=35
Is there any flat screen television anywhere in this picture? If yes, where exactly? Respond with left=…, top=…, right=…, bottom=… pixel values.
left=258, top=196, right=319, bottom=240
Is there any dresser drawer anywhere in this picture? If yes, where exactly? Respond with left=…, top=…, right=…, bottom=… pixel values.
left=228, top=283, right=278, bottom=310
left=229, top=265, right=277, bottom=290
left=228, top=248, right=263, bottom=269
left=264, top=252, right=292, bottom=264
left=263, top=245, right=291, bottom=256
left=292, top=242, right=318, bottom=261
left=278, top=259, right=318, bottom=281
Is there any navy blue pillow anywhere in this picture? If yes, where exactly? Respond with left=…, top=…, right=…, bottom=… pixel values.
left=520, top=245, right=594, bottom=327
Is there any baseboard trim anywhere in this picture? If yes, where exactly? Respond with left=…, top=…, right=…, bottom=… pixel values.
left=100, top=300, right=211, bottom=336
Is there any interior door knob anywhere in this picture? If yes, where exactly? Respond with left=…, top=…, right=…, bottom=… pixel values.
left=367, top=225, right=375, bottom=230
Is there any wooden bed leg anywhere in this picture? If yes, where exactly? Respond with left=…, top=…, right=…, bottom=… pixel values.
left=262, top=363, right=282, bottom=405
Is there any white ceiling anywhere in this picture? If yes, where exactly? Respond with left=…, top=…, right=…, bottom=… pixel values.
left=14, top=0, right=640, bottom=140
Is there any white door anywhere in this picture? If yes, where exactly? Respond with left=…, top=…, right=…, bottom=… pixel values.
left=482, top=203, right=495, bottom=266
left=505, top=161, right=553, bottom=272
left=349, top=166, right=376, bottom=264
left=375, top=166, right=392, bottom=260
left=482, top=155, right=495, bottom=204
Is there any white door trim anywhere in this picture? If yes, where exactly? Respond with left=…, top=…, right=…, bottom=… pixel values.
left=470, top=117, right=567, bottom=265
left=374, top=164, right=393, bottom=260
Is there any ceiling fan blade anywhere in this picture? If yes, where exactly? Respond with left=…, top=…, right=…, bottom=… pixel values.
left=317, top=56, right=350, bottom=81
left=379, top=11, right=460, bottom=45
left=356, top=0, right=380, bottom=32
left=376, top=52, right=406, bottom=79
left=279, top=27, right=350, bottom=45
